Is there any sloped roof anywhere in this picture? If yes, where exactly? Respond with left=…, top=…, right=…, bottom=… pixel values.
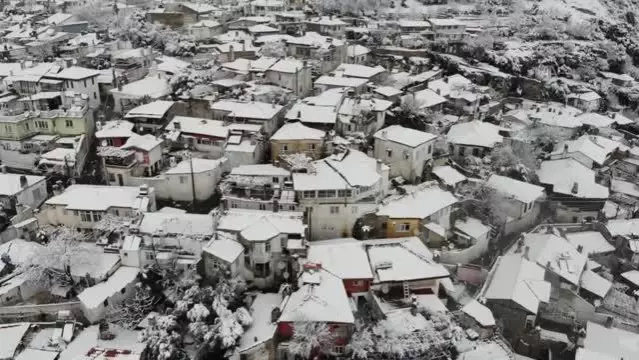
left=374, top=125, right=437, bottom=147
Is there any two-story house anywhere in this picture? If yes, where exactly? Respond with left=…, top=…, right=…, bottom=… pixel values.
left=293, top=149, right=390, bottom=240
left=120, top=134, right=164, bottom=177
left=95, top=120, right=136, bottom=147
left=210, top=100, right=284, bottom=136
left=264, top=58, right=313, bottom=97
left=39, top=184, right=156, bottom=229
left=285, top=32, right=347, bottom=73
left=123, top=100, right=176, bottom=134
left=222, top=163, right=297, bottom=212
left=46, top=66, right=101, bottom=108
left=373, top=125, right=437, bottom=183
left=270, top=121, right=326, bottom=162
left=485, top=174, right=545, bottom=222
left=376, top=182, right=458, bottom=239
left=336, top=96, right=392, bottom=136
left=0, top=171, right=47, bottom=217
left=166, top=116, right=229, bottom=158
left=305, top=16, right=347, bottom=37
left=446, top=121, right=504, bottom=161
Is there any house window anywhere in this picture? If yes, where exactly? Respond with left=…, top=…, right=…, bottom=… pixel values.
left=303, top=190, right=316, bottom=198
left=472, top=148, right=480, bottom=157
left=273, top=177, right=279, bottom=183
left=259, top=203, right=266, bottom=210
left=281, top=144, right=288, bottom=152
left=32, top=188, right=41, bottom=200
left=386, top=149, right=392, bottom=157
left=108, top=173, right=115, bottom=182
left=396, top=223, right=410, bottom=232
left=83, top=79, right=87, bottom=87
left=458, top=146, right=465, bottom=156
left=25, top=123, right=29, bottom=130
left=428, top=145, right=432, bottom=154
left=145, top=252, right=155, bottom=261
left=65, top=119, right=73, bottom=128
left=120, top=288, right=126, bottom=294
left=79, top=211, right=92, bottom=222
left=265, top=241, right=271, bottom=253
left=179, top=176, right=188, bottom=184
left=114, top=209, right=120, bottom=216
left=94, top=92, right=97, bottom=99
left=318, top=190, right=336, bottom=198
left=309, top=143, right=316, bottom=151
left=254, top=262, right=271, bottom=278
left=231, top=203, right=238, bottom=208
left=93, top=212, right=102, bottom=222
left=332, top=346, right=345, bottom=355
left=330, top=206, right=339, bottom=214
left=103, top=299, right=108, bottom=306
left=337, top=189, right=352, bottom=197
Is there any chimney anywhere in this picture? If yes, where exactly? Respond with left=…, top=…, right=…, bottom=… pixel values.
left=272, top=100, right=276, bottom=108
left=271, top=307, right=282, bottom=323
left=436, top=89, right=441, bottom=95
left=605, top=316, right=614, bottom=328
left=444, top=77, right=449, bottom=83
left=19, top=175, right=28, bottom=189
left=381, top=130, right=387, bottom=138
left=240, top=39, right=246, bottom=51
left=523, top=246, right=530, bottom=260
left=173, top=121, right=181, bottom=130
left=376, top=159, right=382, bottom=174
left=52, top=184, right=62, bottom=196
left=19, top=60, right=25, bottom=70
left=229, top=45, right=235, bottom=61
left=563, top=143, right=569, bottom=156
left=139, top=184, right=149, bottom=196
left=571, top=182, right=579, bottom=194
left=297, top=110, right=302, bottom=119
left=515, top=239, right=524, bottom=253
left=577, top=245, right=584, bottom=253
left=0, top=165, right=6, bottom=174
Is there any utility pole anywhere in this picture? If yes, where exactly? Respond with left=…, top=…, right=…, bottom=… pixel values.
left=184, top=144, right=197, bottom=212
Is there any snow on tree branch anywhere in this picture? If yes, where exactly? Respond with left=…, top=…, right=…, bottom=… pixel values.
left=107, top=284, right=157, bottom=330
left=288, top=322, right=336, bottom=359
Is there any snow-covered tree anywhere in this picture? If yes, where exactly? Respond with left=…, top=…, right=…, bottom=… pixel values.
left=71, top=0, right=116, bottom=30
left=260, top=41, right=287, bottom=58
left=347, top=323, right=374, bottom=359
left=94, top=213, right=135, bottom=233
left=140, top=314, right=187, bottom=360
left=107, top=284, right=157, bottom=329
left=19, top=226, right=100, bottom=286
left=288, top=322, right=336, bottom=359
left=187, top=303, right=211, bottom=322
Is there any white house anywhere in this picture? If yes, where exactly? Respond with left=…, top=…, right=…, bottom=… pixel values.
left=485, top=174, right=545, bottom=220
left=161, top=157, right=226, bottom=202
left=346, top=44, right=370, bottom=64
left=373, top=125, right=437, bottom=183
left=446, top=121, right=504, bottom=160
left=567, top=91, right=602, bottom=112
left=0, top=172, right=47, bottom=215
left=77, top=266, right=140, bottom=323
left=39, top=184, right=156, bottom=228
left=166, top=116, right=229, bottom=158
left=264, top=58, right=312, bottom=97
left=121, top=134, right=164, bottom=177
left=293, top=149, right=390, bottom=240
left=188, top=20, right=223, bottom=41
left=203, top=238, right=245, bottom=279
left=47, top=66, right=101, bottom=108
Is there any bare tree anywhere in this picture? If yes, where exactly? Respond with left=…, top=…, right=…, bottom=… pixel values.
left=107, top=284, right=157, bottom=329
left=19, top=226, right=100, bottom=287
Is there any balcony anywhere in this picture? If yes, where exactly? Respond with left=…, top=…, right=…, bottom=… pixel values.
left=98, top=147, right=137, bottom=168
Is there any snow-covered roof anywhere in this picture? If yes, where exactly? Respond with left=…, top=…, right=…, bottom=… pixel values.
left=406, top=88, right=448, bottom=109
left=366, top=237, right=449, bottom=283
left=568, top=91, right=602, bottom=102
left=0, top=323, right=31, bottom=359
left=611, top=179, right=639, bottom=198
left=95, top=120, right=135, bottom=139
left=248, top=24, right=278, bottom=33
left=222, top=57, right=278, bottom=73
left=584, top=321, right=639, bottom=360
left=0, top=239, right=42, bottom=271
left=155, top=55, right=191, bottom=74
left=531, top=108, right=583, bottom=129
left=77, top=266, right=140, bottom=310
left=398, top=19, right=432, bottom=28
left=211, top=100, right=283, bottom=119
left=110, top=76, right=171, bottom=99
left=15, top=348, right=59, bottom=360
left=481, top=254, right=550, bottom=314
left=432, top=166, right=466, bottom=186
left=314, top=75, right=368, bottom=88
left=377, top=183, right=457, bottom=219
left=606, top=218, right=639, bottom=237
left=551, top=135, right=626, bottom=166
left=286, top=32, right=344, bottom=47
left=121, top=134, right=163, bottom=152
left=165, top=157, right=225, bottom=175
left=334, top=64, right=385, bottom=79
left=239, top=293, right=281, bottom=353
left=44, top=12, right=73, bottom=25
left=510, top=233, right=588, bottom=286
left=428, top=18, right=465, bottom=27
left=537, top=158, right=609, bottom=199
left=621, top=270, right=639, bottom=286
left=0, top=173, right=45, bottom=196
left=190, top=19, right=221, bottom=28
left=307, top=240, right=374, bottom=280
left=486, top=174, right=544, bottom=203
left=124, top=100, right=174, bottom=119
left=461, top=299, right=495, bottom=327
left=455, top=217, right=491, bottom=240
left=293, top=149, right=387, bottom=191
left=168, top=116, right=228, bottom=138
left=580, top=269, right=612, bottom=298
left=279, top=268, right=354, bottom=323
left=204, top=238, right=243, bottom=263
left=121, top=235, right=141, bottom=252
left=428, top=74, right=472, bottom=97
left=271, top=121, right=325, bottom=141
left=268, top=58, right=304, bottom=74
left=47, top=66, right=99, bottom=80
left=575, top=348, right=618, bottom=360
left=374, top=125, right=436, bottom=147
left=577, top=112, right=615, bottom=128
left=447, top=121, right=503, bottom=148
left=58, top=324, right=145, bottom=360
left=458, top=342, right=511, bottom=360
left=347, top=44, right=370, bottom=57
left=285, top=103, right=337, bottom=124
left=308, top=16, right=347, bottom=26
left=565, top=231, right=614, bottom=255
left=373, top=86, right=402, bottom=98
left=213, top=41, right=257, bottom=53
left=230, top=164, right=290, bottom=177
left=45, top=184, right=147, bottom=211
left=138, top=212, right=214, bottom=237
left=217, top=210, right=304, bottom=239
left=179, top=2, right=217, bottom=13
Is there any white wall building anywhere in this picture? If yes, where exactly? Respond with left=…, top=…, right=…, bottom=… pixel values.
left=373, top=125, right=437, bottom=183
left=0, top=172, right=47, bottom=214
left=47, top=66, right=101, bottom=109
left=77, top=266, right=140, bottom=323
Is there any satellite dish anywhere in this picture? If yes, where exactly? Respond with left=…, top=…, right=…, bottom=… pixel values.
left=101, top=140, right=107, bottom=147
